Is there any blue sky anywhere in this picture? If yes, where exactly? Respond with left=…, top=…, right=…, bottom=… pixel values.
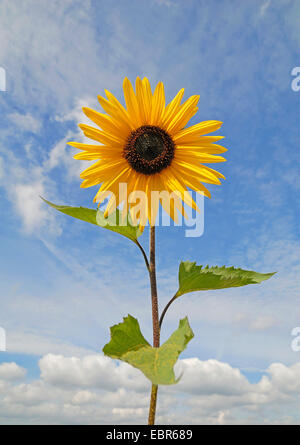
left=1, top=0, right=300, bottom=424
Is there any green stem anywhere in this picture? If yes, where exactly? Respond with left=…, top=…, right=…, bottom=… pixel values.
left=148, top=225, right=160, bottom=425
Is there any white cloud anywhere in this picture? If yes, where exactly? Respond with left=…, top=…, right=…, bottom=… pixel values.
left=0, top=93, right=96, bottom=235
left=0, top=113, right=85, bottom=235
left=0, top=160, right=61, bottom=236
left=72, top=390, right=96, bottom=405
left=55, top=96, right=98, bottom=125
left=267, top=362, right=300, bottom=394
left=1, top=354, right=300, bottom=424
left=249, top=315, right=278, bottom=332
left=175, top=358, right=250, bottom=396
left=259, top=0, right=271, bottom=17
left=13, top=181, right=48, bottom=232
left=39, top=353, right=147, bottom=391
left=8, top=112, right=41, bottom=134
left=44, top=99, right=96, bottom=182
left=0, top=147, right=54, bottom=234
left=0, top=0, right=123, bottom=113
left=0, top=363, right=26, bottom=381
left=43, top=130, right=81, bottom=177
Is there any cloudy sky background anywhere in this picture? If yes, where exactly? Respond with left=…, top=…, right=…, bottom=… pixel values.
left=1, top=0, right=300, bottom=424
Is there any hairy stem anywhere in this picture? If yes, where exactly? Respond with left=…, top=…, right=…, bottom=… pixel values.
left=149, top=226, right=160, bottom=348
left=148, top=225, right=160, bottom=425
left=148, top=383, right=158, bottom=425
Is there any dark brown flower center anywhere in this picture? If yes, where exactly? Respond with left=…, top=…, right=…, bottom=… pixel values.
left=123, top=125, right=175, bottom=175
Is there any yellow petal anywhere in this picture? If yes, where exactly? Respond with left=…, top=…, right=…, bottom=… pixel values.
left=150, top=82, right=165, bottom=126
left=175, top=144, right=227, bottom=154
left=161, top=88, right=184, bottom=130
left=200, top=164, right=226, bottom=180
left=197, top=136, right=225, bottom=144
left=78, top=124, right=123, bottom=146
left=98, top=95, right=134, bottom=131
left=175, top=161, right=222, bottom=184
left=82, top=107, right=129, bottom=140
left=74, top=151, right=112, bottom=160
left=135, top=77, right=147, bottom=125
left=174, top=150, right=226, bottom=163
left=166, top=95, right=200, bottom=135
left=81, top=176, right=104, bottom=188
left=155, top=175, right=180, bottom=223
left=93, top=167, right=131, bottom=203
left=80, top=159, right=127, bottom=179
left=161, top=166, right=204, bottom=209
left=141, top=77, right=152, bottom=122
left=123, top=77, right=141, bottom=128
left=173, top=121, right=223, bottom=143
left=67, top=141, right=112, bottom=151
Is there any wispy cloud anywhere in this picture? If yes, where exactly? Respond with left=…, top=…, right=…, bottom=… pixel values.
left=8, top=112, right=41, bottom=134
left=259, top=0, right=271, bottom=17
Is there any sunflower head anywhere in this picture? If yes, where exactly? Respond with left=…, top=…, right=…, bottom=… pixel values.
left=68, top=77, right=227, bottom=227
left=124, top=125, right=175, bottom=175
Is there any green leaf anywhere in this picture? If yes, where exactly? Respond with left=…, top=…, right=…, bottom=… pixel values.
left=175, top=261, right=276, bottom=297
left=103, top=315, right=194, bottom=385
left=41, top=197, right=142, bottom=243
left=96, top=207, right=143, bottom=243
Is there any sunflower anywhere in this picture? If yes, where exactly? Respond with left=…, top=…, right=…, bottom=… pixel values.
left=68, top=77, right=227, bottom=227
